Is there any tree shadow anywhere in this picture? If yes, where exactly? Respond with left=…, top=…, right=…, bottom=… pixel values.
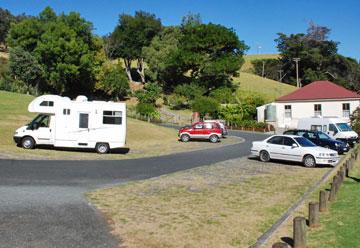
left=348, top=176, right=360, bottom=182
left=281, top=237, right=293, bottom=247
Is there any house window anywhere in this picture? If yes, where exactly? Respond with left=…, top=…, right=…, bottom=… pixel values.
left=103, top=111, right=122, bottom=125
left=284, top=105, right=292, bottom=118
left=314, top=104, right=322, bottom=116
left=343, top=103, right=350, bottom=118
left=40, top=101, right=54, bottom=107
left=79, top=113, right=89, bottom=128
left=63, top=109, right=70, bottom=115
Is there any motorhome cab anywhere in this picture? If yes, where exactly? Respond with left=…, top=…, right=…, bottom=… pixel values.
left=13, top=95, right=126, bottom=154
left=297, top=117, right=358, bottom=146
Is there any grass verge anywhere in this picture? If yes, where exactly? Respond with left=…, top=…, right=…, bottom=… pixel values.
left=87, top=158, right=330, bottom=248
left=0, top=90, right=238, bottom=160
left=306, top=160, right=360, bottom=247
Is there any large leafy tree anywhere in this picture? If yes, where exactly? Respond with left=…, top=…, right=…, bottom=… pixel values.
left=106, top=11, right=162, bottom=83
left=7, top=7, right=102, bottom=96
left=0, top=8, right=27, bottom=50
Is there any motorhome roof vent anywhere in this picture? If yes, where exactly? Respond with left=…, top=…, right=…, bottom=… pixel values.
left=75, top=95, right=88, bottom=102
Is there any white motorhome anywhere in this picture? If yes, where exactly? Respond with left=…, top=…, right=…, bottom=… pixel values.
left=14, top=95, right=126, bottom=153
left=297, top=117, right=358, bottom=146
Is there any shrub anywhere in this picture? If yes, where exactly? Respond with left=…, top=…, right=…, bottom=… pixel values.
left=167, top=94, right=188, bottom=110
left=209, top=87, right=234, bottom=104
left=350, top=107, right=360, bottom=135
left=102, top=66, right=130, bottom=100
left=174, top=83, right=206, bottom=101
left=136, top=102, right=160, bottom=119
left=191, top=96, right=220, bottom=117
left=135, top=82, right=162, bottom=104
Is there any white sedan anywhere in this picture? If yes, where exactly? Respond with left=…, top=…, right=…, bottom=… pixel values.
left=251, top=135, right=339, bottom=167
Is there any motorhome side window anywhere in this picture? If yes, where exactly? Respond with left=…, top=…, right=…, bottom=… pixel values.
left=79, top=113, right=89, bottom=128
left=63, top=109, right=70, bottom=115
left=342, top=103, right=350, bottom=118
left=40, top=101, right=54, bottom=107
left=314, top=104, right=322, bottom=116
left=103, top=111, right=122, bottom=125
left=329, top=124, right=338, bottom=134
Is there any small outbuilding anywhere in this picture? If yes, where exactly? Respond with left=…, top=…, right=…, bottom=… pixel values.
left=257, top=80, right=360, bottom=130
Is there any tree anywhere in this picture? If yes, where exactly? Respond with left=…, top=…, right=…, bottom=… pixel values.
left=174, top=22, right=248, bottom=90
left=0, top=8, right=28, bottom=50
left=9, top=46, right=44, bottom=94
left=191, top=96, right=220, bottom=118
left=7, top=7, right=102, bottom=96
left=135, top=82, right=162, bottom=104
left=107, top=11, right=162, bottom=83
left=102, top=65, right=130, bottom=100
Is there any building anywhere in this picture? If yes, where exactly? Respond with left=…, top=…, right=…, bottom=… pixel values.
left=257, top=80, right=360, bottom=130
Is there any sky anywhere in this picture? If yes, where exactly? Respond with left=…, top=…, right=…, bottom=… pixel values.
left=1, top=0, right=360, bottom=60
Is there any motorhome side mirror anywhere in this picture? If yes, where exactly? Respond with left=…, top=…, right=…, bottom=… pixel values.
left=292, top=143, right=298, bottom=148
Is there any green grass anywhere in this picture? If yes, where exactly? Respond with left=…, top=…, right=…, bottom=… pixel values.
left=241, top=54, right=280, bottom=73
left=307, top=161, right=360, bottom=248
left=234, top=72, right=296, bottom=102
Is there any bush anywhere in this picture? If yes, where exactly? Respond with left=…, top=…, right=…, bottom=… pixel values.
left=209, top=87, right=234, bottom=104
left=102, top=66, right=130, bottom=100
left=191, top=96, right=220, bottom=117
left=167, top=94, right=188, bottom=110
left=135, top=82, right=162, bottom=104
left=136, top=102, right=160, bottom=119
left=350, top=107, right=360, bottom=135
left=174, top=83, right=205, bottom=101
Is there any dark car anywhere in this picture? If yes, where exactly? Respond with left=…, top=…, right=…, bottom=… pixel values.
left=283, top=129, right=349, bottom=154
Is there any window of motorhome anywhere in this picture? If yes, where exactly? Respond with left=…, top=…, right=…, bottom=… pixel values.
left=284, top=105, right=292, bottom=118
left=329, top=124, right=338, bottom=134
left=40, top=101, right=54, bottom=107
left=103, top=111, right=122, bottom=125
left=323, top=125, right=327, bottom=132
left=342, top=103, right=350, bottom=118
left=336, top=123, right=352, bottom=132
left=314, top=104, right=322, bottom=116
left=311, top=125, right=322, bottom=131
left=63, top=109, right=70, bottom=115
left=79, top=113, right=89, bottom=128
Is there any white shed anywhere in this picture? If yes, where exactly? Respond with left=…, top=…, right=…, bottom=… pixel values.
left=257, top=81, right=360, bottom=130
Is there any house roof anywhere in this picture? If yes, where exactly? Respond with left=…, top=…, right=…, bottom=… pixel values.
left=276, top=81, right=360, bottom=102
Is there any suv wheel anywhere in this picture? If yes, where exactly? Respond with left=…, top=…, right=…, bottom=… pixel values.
left=95, top=143, right=110, bottom=154
left=21, top=137, right=35, bottom=149
left=181, top=134, right=190, bottom=142
left=259, top=150, right=270, bottom=162
left=209, top=135, right=219, bottom=143
left=303, top=155, right=316, bottom=168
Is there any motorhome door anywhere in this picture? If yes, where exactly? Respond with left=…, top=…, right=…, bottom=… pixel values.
left=36, top=115, right=55, bottom=145
left=77, top=112, right=90, bottom=146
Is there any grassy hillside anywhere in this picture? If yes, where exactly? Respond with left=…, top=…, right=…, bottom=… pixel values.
left=233, top=72, right=296, bottom=102
left=0, top=91, right=236, bottom=159
left=241, top=54, right=280, bottom=72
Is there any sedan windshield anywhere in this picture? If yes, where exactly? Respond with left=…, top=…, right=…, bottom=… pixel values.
left=294, top=137, right=317, bottom=147
left=336, top=123, right=352, bottom=132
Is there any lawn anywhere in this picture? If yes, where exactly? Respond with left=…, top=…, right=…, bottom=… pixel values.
left=87, top=158, right=330, bottom=248
left=0, top=91, right=237, bottom=160
left=234, top=72, right=296, bottom=102
left=306, top=161, right=360, bottom=247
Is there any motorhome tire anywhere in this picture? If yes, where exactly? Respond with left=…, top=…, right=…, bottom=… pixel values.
left=95, top=143, right=110, bottom=154
left=21, top=137, right=35, bottom=149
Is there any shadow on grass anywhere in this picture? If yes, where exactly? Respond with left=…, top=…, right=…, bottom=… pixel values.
left=247, top=156, right=333, bottom=168
left=280, top=237, right=293, bottom=247
left=19, top=144, right=130, bottom=154
left=348, top=176, right=360, bottom=182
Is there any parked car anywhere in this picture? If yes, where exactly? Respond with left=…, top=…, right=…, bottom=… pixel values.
left=251, top=135, right=339, bottom=167
left=179, top=122, right=222, bottom=143
left=204, top=119, right=228, bottom=136
left=283, top=129, right=349, bottom=154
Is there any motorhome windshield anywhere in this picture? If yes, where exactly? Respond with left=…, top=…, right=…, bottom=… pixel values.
left=336, top=123, right=352, bottom=132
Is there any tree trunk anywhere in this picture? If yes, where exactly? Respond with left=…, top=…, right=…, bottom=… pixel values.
left=123, top=58, right=133, bottom=82
left=136, top=58, right=145, bottom=83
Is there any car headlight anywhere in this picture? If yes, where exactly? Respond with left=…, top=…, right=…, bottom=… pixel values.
left=319, top=153, right=330, bottom=157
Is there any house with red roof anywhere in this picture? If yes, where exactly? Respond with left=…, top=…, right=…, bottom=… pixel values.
left=257, top=81, right=360, bottom=130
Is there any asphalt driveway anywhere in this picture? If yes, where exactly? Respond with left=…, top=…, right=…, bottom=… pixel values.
left=0, top=131, right=268, bottom=248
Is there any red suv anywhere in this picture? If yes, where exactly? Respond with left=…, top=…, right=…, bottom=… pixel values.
left=178, top=122, right=222, bottom=143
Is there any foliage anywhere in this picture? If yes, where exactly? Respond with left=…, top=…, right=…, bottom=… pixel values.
left=209, top=87, right=234, bottom=104
left=101, top=65, right=130, bottom=100
left=7, top=6, right=102, bottom=96
left=9, top=46, right=44, bottom=93
left=107, top=11, right=162, bottom=82
left=350, top=107, right=360, bottom=135
left=135, top=82, right=162, bottom=104
left=191, top=96, right=220, bottom=117
left=0, top=8, right=27, bottom=49
left=251, top=58, right=284, bottom=82
left=218, top=104, right=243, bottom=124
left=174, top=83, right=206, bottom=101
left=0, top=57, right=8, bottom=77
left=136, top=102, right=160, bottom=119
left=166, top=94, right=188, bottom=110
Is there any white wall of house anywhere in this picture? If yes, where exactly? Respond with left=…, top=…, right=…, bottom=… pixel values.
left=257, top=99, right=360, bottom=129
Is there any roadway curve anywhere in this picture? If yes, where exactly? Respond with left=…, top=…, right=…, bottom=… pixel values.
left=0, top=131, right=268, bottom=248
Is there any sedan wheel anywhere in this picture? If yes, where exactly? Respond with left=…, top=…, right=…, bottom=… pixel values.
left=259, top=150, right=270, bottom=162
left=303, top=155, right=316, bottom=168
